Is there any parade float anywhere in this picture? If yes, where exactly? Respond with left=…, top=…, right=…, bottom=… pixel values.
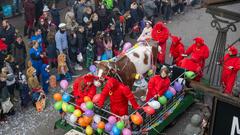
left=52, top=40, right=197, bottom=135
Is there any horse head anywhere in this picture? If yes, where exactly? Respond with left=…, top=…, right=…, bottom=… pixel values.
left=94, top=60, right=117, bottom=82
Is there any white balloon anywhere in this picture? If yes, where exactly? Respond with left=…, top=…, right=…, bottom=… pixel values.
left=93, top=115, right=101, bottom=123
left=70, top=114, right=78, bottom=123
left=148, top=100, right=161, bottom=109
left=178, top=78, right=186, bottom=86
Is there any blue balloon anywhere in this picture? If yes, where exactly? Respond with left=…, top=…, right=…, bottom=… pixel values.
left=164, top=90, right=174, bottom=99
left=62, top=93, right=71, bottom=102
left=112, top=125, right=121, bottom=135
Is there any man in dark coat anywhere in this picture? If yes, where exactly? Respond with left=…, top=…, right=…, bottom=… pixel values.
left=0, top=20, right=16, bottom=53
left=23, top=0, right=36, bottom=37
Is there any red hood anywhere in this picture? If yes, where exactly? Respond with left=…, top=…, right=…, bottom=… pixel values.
left=171, top=35, right=181, bottom=44
left=83, top=74, right=97, bottom=83
left=228, top=46, right=238, bottom=56
left=194, top=37, right=204, bottom=45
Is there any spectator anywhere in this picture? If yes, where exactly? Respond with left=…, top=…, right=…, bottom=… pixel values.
left=55, top=23, right=74, bottom=73
left=18, top=71, right=31, bottom=107
left=85, top=37, right=95, bottom=68
left=35, top=0, right=44, bottom=25
left=95, top=32, right=105, bottom=60
left=50, top=3, right=61, bottom=27
left=65, top=8, right=78, bottom=31
left=29, top=41, right=43, bottom=77
left=162, top=0, right=172, bottom=24
left=23, top=0, right=36, bottom=38
left=74, top=0, right=86, bottom=25
left=0, top=20, right=16, bottom=53
left=31, top=28, right=43, bottom=50
left=102, top=34, right=113, bottom=60
left=12, top=35, right=27, bottom=71
left=173, top=0, right=185, bottom=14
left=76, top=26, right=87, bottom=63
left=82, top=6, right=93, bottom=26
left=68, top=30, right=80, bottom=71
left=46, top=28, right=57, bottom=69
left=91, top=13, right=101, bottom=36
left=137, top=21, right=152, bottom=42
left=142, top=0, right=157, bottom=21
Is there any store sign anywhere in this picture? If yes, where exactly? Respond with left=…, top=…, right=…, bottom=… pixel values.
left=210, top=98, right=240, bottom=135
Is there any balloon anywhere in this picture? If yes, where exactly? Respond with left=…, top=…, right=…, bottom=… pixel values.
left=73, top=109, right=82, bottom=117
left=168, top=87, right=176, bottom=95
left=105, top=123, right=113, bottom=132
left=148, top=100, right=161, bottom=109
left=53, top=93, right=62, bottom=101
left=112, top=125, right=121, bottom=135
left=83, top=116, right=92, bottom=125
left=78, top=117, right=87, bottom=127
left=147, top=70, right=153, bottom=76
left=97, top=128, right=103, bottom=134
left=92, top=94, right=101, bottom=103
left=122, top=128, right=132, bottom=135
left=80, top=103, right=87, bottom=111
left=62, top=102, right=68, bottom=112
left=92, top=122, right=98, bottom=130
left=178, top=77, right=186, bottom=85
left=70, top=114, right=78, bottom=123
left=93, top=115, right=101, bottom=123
left=84, top=96, right=91, bottom=102
left=184, top=71, right=196, bottom=80
left=85, top=110, right=94, bottom=117
left=86, top=101, right=94, bottom=110
left=108, top=116, right=117, bottom=124
left=110, top=131, right=114, bottom=135
left=158, top=96, right=167, bottom=105
left=122, top=42, right=132, bottom=52
left=62, top=93, right=71, bottom=102
left=98, top=121, right=105, bottom=129
left=54, top=101, right=63, bottom=110
left=174, top=81, right=183, bottom=92
left=143, top=106, right=155, bottom=115
left=89, top=65, right=97, bottom=73
left=116, top=121, right=124, bottom=130
left=130, top=113, right=143, bottom=125
left=164, top=90, right=174, bottom=99
left=86, top=126, right=93, bottom=135
left=67, top=104, right=75, bottom=113
left=60, top=80, right=68, bottom=89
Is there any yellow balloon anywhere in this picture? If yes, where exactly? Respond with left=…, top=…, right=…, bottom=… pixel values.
left=133, top=44, right=139, bottom=48
left=135, top=74, right=140, bottom=80
left=86, top=126, right=93, bottom=135
left=73, top=109, right=82, bottom=117
left=62, top=102, right=68, bottom=112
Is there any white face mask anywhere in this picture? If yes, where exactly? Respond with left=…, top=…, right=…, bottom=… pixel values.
left=160, top=71, right=167, bottom=78
left=94, top=80, right=102, bottom=87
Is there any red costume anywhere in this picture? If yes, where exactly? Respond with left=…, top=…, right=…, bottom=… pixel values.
left=97, top=77, right=139, bottom=116
left=146, top=75, right=171, bottom=101
left=73, top=74, right=97, bottom=107
left=151, top=22, right=169, bottom=64
left=184, top=37, right=209, bottom=80
left=221, top=46, right=240, bottom=94
left=179, top=58, right=201, bottom=74
left=170, top=35, right=184, bottom=66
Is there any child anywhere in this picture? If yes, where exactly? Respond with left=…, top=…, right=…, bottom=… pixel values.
left=18, top=71, right=31, bottom=107
left=85, top=37, right=95, bottom=68
left=57, top=53, right=71, bottom=81
left=41, top=64, right=50, bottom=94
left=102, top=34, right=113, bottom=60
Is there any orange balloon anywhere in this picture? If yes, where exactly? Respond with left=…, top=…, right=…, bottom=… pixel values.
left=131, top=112, right=143, bottom=125
left=53, top=93, right=62, bottom=101
left=84, top=96, right=91, bottom=102
left=78, top=117, right=87, bottom=127
left=83, top=116, right=92, bottom=125
left=97, top=121, right=105, bottom=129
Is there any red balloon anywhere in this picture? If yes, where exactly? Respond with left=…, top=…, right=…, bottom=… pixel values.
left=92, top=94, right=101, bottom=103
left=143, top=106, right=155, bottom=115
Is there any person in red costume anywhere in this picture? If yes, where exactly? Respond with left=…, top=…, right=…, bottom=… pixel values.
left=151, top=22, right=170, bottom=64
left=146, top=65, right=171, bottom=101
left=183, top=37, right=209, bottom=81
left=97, top=76, right=140, bottom=116
left=169, top=35, right=184, bottom=66
left=73, top=74, right=97, bottom=108
left=220, top=46, right=240, bottom=95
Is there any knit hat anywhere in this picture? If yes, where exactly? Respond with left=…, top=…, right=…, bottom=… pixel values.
left=43, top=5, right=50, bottom=12
left=228, top=46, right=238, bottom=56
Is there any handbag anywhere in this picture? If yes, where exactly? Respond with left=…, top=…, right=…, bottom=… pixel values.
left=1, top=98, right=13, bottom=114
left=77, top=52, right=83, bottom=62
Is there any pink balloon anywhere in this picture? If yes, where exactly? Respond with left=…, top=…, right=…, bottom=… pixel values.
left=168, top=87, right=176, bottom=95
left=122, top=42, right=132, bottom=52
left=122, top=128, right=132, bottom=135
left=108, top=116, right=117, bottom=124
left=80, top=103, right=87, bottom=111
left=92, top=94, right=101, bottom=103
left=60, top=80, right=68, bottom=89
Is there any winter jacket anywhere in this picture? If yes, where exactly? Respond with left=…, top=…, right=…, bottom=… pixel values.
left=143, top=0, right=157, bottom=17
left=55, top=31, right=68, bottom=52
left=74, top=3, right=86, bottom=25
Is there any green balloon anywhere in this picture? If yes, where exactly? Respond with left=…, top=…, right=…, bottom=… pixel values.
left=97, top=128, right=103, bottom=134
left=116, top=121, right=124, bottom=130
left=86, top=101, right=94, bottom=110
left=54, top=101, right=63, bottom=110
left=67, top=104, right=75, bottom=113
left=158, top=96, right=167, bottom=105
left=185, top=71, right=196, bottom=80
